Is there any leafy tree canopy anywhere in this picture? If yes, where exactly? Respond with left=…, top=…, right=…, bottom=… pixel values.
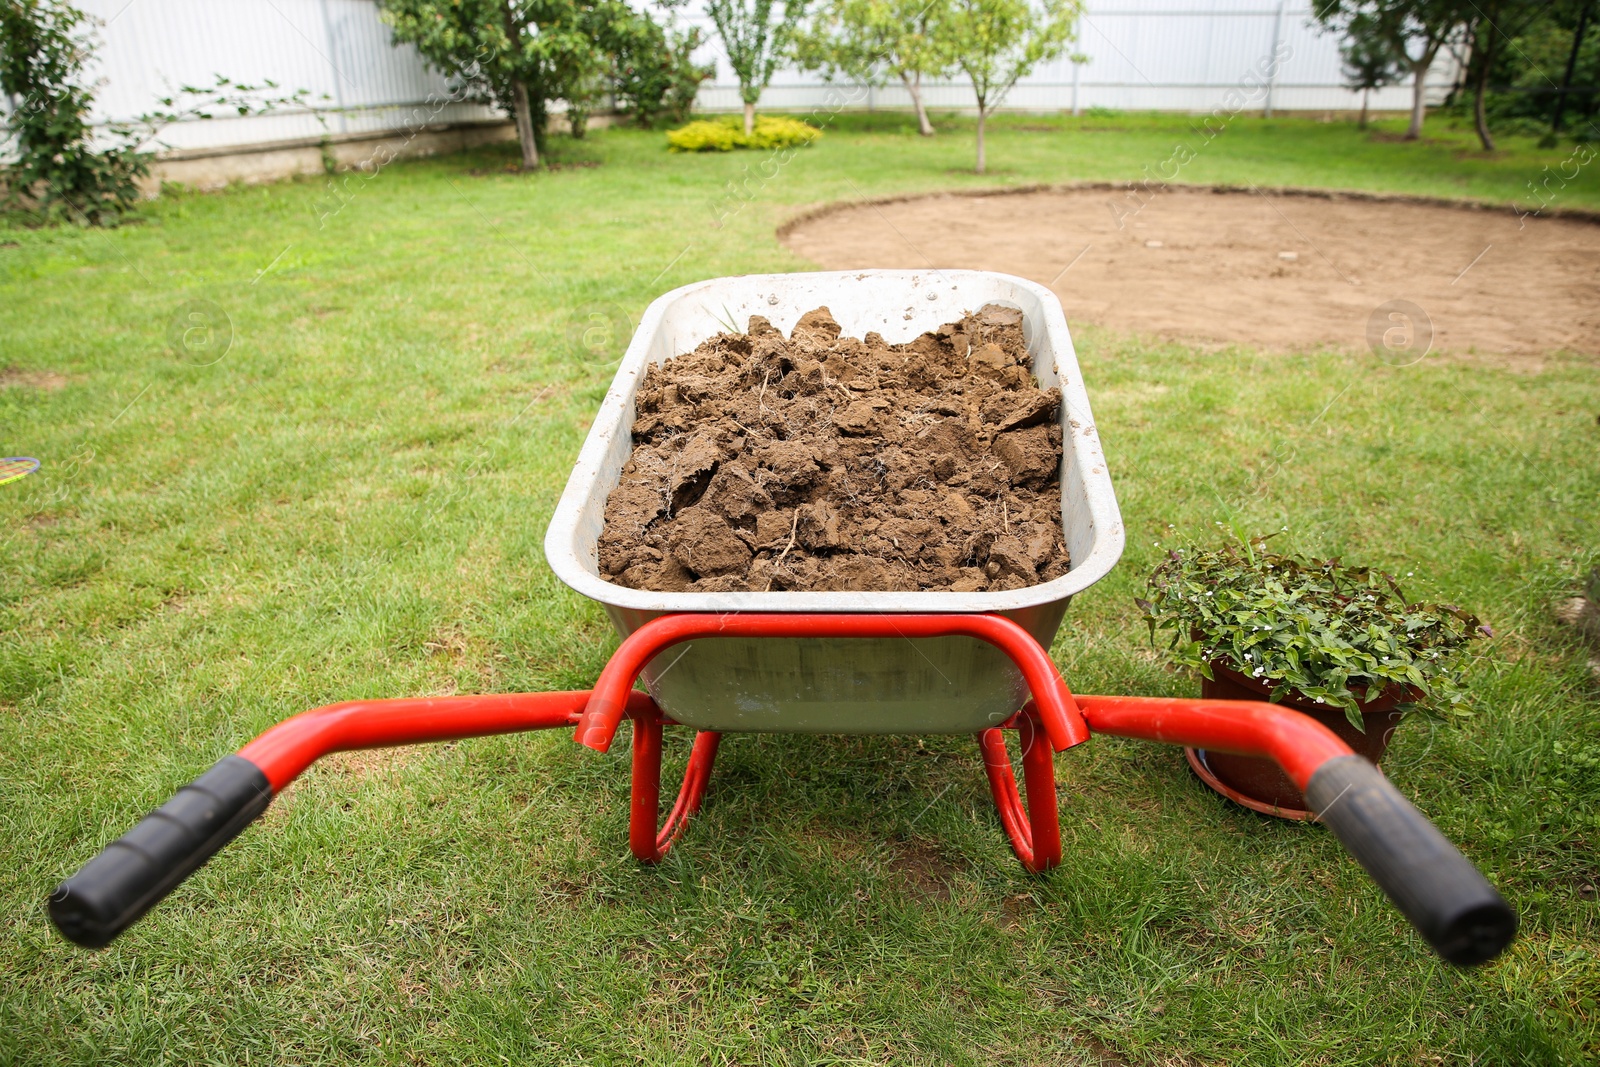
left=946, top=0, right=1080, bottom=172
left=792, top=0, right=955, bottom=135
left=380, top=0, right=652, bottom=168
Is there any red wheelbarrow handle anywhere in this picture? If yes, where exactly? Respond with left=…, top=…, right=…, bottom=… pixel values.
left=46, top=690, right=654, bottom=950
left=46, top=628, right=1516, bottom=966
left=573, top=612, right=1091, bottom=754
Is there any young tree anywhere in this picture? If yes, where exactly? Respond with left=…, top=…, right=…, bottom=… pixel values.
left=2, top=0, right=315, bottom=224
left=792, top=0, right=954, bottom=136
left=1550, top=0, right=1596, bottom=134
left=946, top=0, right=1080, bottom=173
left=0, top=0, right=139, bottom=221
left=1459, top=0, right=1542, bottom=149
left=615, top=21, right=712, bottom=128
left=1339, top=13, right=1404, bottom=126
left=561, top=48, right=612, bottom=138
left=705, top=0, right=808, bottom=135
left=1316, top=0, right=1465, bottom=140
left=380, top=0, right=647, bottom=170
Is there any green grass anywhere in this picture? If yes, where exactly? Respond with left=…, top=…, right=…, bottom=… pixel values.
left=2, top=113, right=1598, bottom=1065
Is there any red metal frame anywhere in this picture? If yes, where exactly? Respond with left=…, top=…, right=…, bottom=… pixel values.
left=630, top=718, right=722, bottom=862
left=237, top=691, right=624, bottom=792
left=980, top=704, right=1062, bottom=872
left=574, top=612, right=1091, bottom=754
left=227, top=614, right=1358, bottom=871
left=1073, top=694, right=1351, bottom=792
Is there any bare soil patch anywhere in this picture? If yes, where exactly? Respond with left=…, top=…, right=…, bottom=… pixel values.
left=0, top=366, right=69, bottom=391
left=597, top=305, right=1069, bottom=593
left=781, top=186, right=1600, bottom=364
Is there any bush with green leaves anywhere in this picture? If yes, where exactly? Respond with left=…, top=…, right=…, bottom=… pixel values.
left=1136, top=535, right=1487, bottom=729
left=666, top=114, right=822, bottom=151
left=1, top=0, right=144, bottom=224
left=614, top=22, right=712, bottom=129
left=2, top=0, right=317, bottom=225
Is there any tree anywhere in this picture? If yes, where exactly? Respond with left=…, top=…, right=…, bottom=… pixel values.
left=1459, top=0, right=1542, bottom=149
left=1316, top=0, right=1465, bottom=140
left=1339, top=13, right=1405, bottom=126
left=1550, top=0, right=1595, bottom=134
left=0, top=0, right=140, bottom=221
left=561, top=48, right=612, bottom=138
left=380, top=0, right=647, bottom=170
left=615, top=21, right=712, bottom=128
left=945, top=0, right=1080, bottom=173
left=705, top=0, right=808, bottom=135
left=792, top=0, right=954, bottom=136
left=2, top=0, right=314, bottom=224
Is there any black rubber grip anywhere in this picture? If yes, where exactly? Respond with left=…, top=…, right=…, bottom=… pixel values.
left=1306, top=755, right=1516, bottom=966
left=49, top=755, right=273, bottom=948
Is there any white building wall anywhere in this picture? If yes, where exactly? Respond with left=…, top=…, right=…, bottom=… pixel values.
left=1, top=0, right=1461, bottom=159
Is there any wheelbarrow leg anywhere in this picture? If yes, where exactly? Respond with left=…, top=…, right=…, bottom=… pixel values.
left=629, top=710, right=721, bottom=864
left=978, top=703, right=1062, bottom=873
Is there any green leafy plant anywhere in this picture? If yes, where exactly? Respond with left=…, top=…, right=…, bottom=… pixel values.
left=945, top=0, right=1081, bottom=174
left=1337, top=12, right=1404, bottom=129
left=791, top=0, right=955, bottom=136
left=615, top=22, right=712, bottom=128
left=379, top=0, right=656, bottom=170
left=2, top=0, right=320, bottom=225
left=1, top=0, right=142, bottom=223
left=704, top=0, right=808, bottom=136
left=666, top=114, right=822, bottom=151
left=1136, top=535, right=1488, bottom=729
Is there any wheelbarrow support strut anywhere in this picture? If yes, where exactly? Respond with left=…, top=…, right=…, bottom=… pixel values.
left=50, top=613, right=1516, bottom=967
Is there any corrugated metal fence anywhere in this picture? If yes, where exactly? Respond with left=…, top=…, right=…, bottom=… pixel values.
left=3, top=0, right=1460, bottom=157
left=688, top=1, right=1460, bottom=115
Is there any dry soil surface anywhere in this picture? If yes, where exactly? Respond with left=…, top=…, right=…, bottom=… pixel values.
left=781, top=186, right=1600, bottom=364
left=597, top=305, right=1070, bottom=593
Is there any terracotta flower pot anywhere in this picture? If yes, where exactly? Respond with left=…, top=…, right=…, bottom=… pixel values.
left=1186, top=662, right=1409, bottom=820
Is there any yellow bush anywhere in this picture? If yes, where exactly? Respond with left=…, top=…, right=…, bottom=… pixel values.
left=742, top=115, right=823, bottom=150
left=666, top=120, right=740, bottom=152
left=666, top=115, right=823, bottom=152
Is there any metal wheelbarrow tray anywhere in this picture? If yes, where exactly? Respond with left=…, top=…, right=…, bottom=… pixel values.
left=50, top=272, right=1517, bottom=969
left=546, top=270, right=1124, bottom=736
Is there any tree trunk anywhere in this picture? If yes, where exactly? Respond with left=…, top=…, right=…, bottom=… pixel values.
left=1403, top=46, right=1438, bottom=141
left=903, top=71, right=935, bottom=136
left=975, top=106, right=987, bottom=174
left=512, top=79, right=540, bottom=170
left=743, top=101, right=755, bottom=136
left=1473, top=24, right=1498, bottom=151
left=1552, top=0, right=1592, bottom=133
left=1359, top=87, right=1369, bottom=128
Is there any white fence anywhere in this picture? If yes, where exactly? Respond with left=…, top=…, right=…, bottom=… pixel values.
left=688, top=1, right=1461, bottom=116
left=23, top=0, right=501, bottom=155
left=3, top=0, right=1460, bottom=158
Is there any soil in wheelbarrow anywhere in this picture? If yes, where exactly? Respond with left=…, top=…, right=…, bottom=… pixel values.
left=598, top=305, right=1070, bottom=593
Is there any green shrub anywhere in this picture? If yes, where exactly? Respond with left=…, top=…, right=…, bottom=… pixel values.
left=0, top=0, right=145, bottom=224
left=615, top=24, right=711, bottom=129
left=666, top=115, right=823, bottom=152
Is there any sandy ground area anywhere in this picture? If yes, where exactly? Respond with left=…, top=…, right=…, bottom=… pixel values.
left=780, top=187, right=1600, bottom=364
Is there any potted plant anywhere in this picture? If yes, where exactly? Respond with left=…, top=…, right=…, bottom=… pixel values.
left=1136, top=535, right=1488, bottom=818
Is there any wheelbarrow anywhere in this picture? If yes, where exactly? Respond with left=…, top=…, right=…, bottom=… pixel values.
left=49, top=272, right=1517, bottom=967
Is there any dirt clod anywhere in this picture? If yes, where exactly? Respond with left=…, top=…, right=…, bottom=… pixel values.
left=598, top=305, right=1069, bottom=592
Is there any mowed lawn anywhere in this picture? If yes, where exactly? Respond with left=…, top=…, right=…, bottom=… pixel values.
left=2, top=113, right=1598, bottom=1065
